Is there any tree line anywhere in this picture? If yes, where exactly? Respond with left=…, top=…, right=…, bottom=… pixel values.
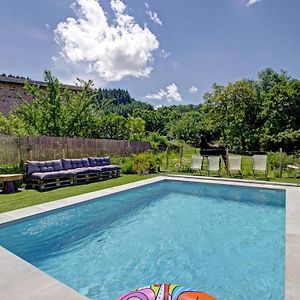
left=0, top=68, right=299, bottom=152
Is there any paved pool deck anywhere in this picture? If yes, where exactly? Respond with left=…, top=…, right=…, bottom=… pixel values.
left=0, top=175, right=299, bottom=300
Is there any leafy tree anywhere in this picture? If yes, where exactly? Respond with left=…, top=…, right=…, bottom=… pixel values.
left=95, top=88, right=153, bottom=117
left=147, top=132, right=170, bottom=151
left=202, top=80, right=261, bottom=151
left=133, top=109, right=166, bottom=133
left=18, top=70, right=62, bottom=136
left=0, top=113, right=35, bottom=136
left=60, top=80, right=98, bottom=138
left=170, top=111, right=203, bottom=144
left=95, top=113, right=129, bottom=140
left=16, top=71, right=98, bottom=138
left=127, top=115, right=145, bottom=140
left=202, top=69, right=300, bottom=151
left=257, top=69, right=300, bottom=150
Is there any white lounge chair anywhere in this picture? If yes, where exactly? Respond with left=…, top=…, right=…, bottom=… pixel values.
left=190, top=155, right=203, bottom=174
left=252, top=155, right=268, bottom=177
left=207, top=155, right=220, bottom=176
left=228, top=155, right=242, bottom=176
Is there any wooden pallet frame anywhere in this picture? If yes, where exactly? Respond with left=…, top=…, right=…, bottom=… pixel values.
left=26, top=169, right=121, bottom=191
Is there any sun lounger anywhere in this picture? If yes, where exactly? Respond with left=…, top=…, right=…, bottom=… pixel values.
left=252, top=154, right=267, bottom=177
left=228, top=155, right=242, bottom=176
left=190, top=155, right=204, bottom=174
left=207, top=155, right=220, bottom=176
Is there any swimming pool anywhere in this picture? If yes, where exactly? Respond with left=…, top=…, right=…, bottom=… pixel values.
left=0, top=179, right=285, bottom=299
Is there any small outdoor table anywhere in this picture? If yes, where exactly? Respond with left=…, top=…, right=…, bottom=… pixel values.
left=0, top=174, right=23, bottom=194
left=286, top=164, right=300, bottom=178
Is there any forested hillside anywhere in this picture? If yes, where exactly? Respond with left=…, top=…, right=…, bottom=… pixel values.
left=95, top=88, right=153, bottom=117
left=0, top=68, right=299, bottom=152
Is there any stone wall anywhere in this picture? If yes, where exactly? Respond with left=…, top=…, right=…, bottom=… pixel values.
left=0, top=79, right=33, bottom=116
left=0, top=76, right=82, bottom=116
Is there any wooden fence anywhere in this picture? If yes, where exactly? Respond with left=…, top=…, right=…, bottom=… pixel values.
left=0, top=134, right=151, bottom=165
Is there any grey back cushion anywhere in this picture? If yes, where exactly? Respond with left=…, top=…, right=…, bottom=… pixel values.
left=27, top=158, right=95, bottom=173
left=103, top=156, right=111, bottom=165
left=52, top=160, right=63, bottom=171
left=95, top=158, right=104, bottom=166
left=40, top=161, right=56, bottom=172
left=88, top=157, right=97, bottom=167
left=81, top=158, right=90, bottom=167
left=27, top=161, right=41, bottom=174
left=62, top=158, right=90, bottom=169
left=62, top=158, right=72, bottom=170
left=27, top=160, right=61, bottom=173
left=89, top=156, right=111, bottom=166
left=72, top=159, right=83, bottom=168
left=40, top=166, right=54, bottom=172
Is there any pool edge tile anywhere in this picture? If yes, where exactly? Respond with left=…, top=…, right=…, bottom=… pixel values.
left=0, top=247, right=88, bottom=300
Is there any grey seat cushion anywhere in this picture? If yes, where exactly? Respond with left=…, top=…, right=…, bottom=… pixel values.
left=57, top=170, right=76, bottom=177
left=73, top=167, right=97, bottom=175
left=90, top=165, right=120, bottom=172
left=29, top=170, right=75, bottom=180
left=109, top=165, right=121, bottom=170
left=88, top=166, right=107, bottom=173
left=102, top=165, right=121, bottom=171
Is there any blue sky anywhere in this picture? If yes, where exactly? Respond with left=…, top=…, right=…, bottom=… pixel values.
left=1, top=0, right=300, bottom=106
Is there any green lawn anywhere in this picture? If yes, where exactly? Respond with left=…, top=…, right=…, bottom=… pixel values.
left=0, top=174, right=156, bottom=213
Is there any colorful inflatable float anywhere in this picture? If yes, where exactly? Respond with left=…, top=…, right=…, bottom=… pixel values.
left=116, top=283, right=216, bottom=300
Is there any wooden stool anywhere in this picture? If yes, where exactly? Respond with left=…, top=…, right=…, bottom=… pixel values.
left=0, top=174, right=23, bottom=194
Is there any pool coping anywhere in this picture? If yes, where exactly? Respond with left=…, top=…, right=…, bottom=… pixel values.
left=0, top=175, right=299, bottom=299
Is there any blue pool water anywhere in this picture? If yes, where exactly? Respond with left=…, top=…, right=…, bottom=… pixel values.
left=0, top=180, right=285, bottom=300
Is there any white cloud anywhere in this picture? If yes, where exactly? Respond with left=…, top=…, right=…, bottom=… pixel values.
left=189, top=85, right=198, bottom=94
left=246, top=0, right=262, bottom=6
left=111, top=0, right=126, bottom=14
left=146, top=10, right=162, bottom=26
left=145, top=2, right=162, bottom=26
left=146, top=83, right=182, bottom=102
left=166, top=83, right=182, bottom=102
left=45, top=23, right=50, bottom=29
left=160, top=49, right=170, bottom=58
left=54, top=0, right=159, bottom=82
left=146, top=89, right=166, bottom=100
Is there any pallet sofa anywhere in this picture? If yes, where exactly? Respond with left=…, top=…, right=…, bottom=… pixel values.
left=26, top=157, right=121, bottom=191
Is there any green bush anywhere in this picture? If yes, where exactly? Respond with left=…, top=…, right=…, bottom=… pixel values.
left=147, top=132, right=170, bottom=151
left=121, top=160, right=135, bottom=174
left=132, top=152, right=151, bottom=174
left=0, top=164, right=25, bottom=174
left=268, top=151, right=300, bottom=171
left=119, top=151, right=162, bottom=175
